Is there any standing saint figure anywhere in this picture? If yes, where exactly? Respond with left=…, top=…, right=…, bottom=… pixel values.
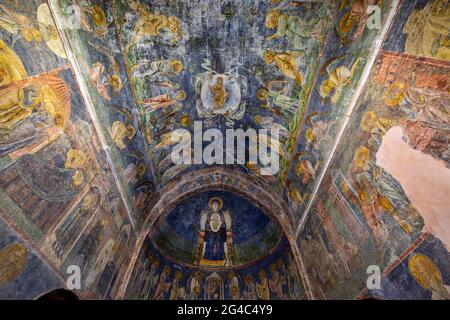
left=196, top=197, right=235, bottom=267
left=210, top=76, right=229, bottom=110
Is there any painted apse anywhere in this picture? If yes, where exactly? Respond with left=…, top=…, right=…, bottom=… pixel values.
left=125, top=191, right=306, bottom=300
left=150, top=191, right=283, bottom=267
left=0, top=0, right=136, bottom=299
left=297, top=0, right=450, bottom=300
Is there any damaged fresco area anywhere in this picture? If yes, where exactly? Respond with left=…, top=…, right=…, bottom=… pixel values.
left=297, top=0, right=450, bottom=300
left=0, top=0, right=136, bottom=299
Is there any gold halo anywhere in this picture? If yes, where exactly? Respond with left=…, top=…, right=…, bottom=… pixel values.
left=256, top=88, right=268, bottom=101
left=408, top=253, right=442, bottom=291
left=265, top=11, right=280, bottom=29
left=170, top=59, right=183, bottom=73
left=209, top=197, right=223, bottom=209
left=92, top=5, right=107, bottom=27
left=354, top=146, right=370, bottom=169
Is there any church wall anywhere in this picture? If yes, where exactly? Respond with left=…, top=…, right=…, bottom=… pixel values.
left=362, top=235, right=450, bottom=300
left=149, top=190, right=283, bottom=267
left=0, top=0, right=137, bottom=299
left=0, top=219, right=63, bottom=300
left=297, top=0, right=450, bottom=299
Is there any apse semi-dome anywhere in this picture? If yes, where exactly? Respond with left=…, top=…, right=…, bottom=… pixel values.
left=149, top=191, right=283, bottom=268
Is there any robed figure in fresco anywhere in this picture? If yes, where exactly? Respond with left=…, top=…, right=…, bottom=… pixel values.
left=196, top=197, right=235, bottom=267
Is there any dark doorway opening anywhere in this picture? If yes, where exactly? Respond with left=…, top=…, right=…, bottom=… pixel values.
left=37, top=289, right=79, bottom=300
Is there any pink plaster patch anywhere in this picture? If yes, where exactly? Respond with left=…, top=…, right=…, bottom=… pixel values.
left=376, top=126, right=450, bottom=250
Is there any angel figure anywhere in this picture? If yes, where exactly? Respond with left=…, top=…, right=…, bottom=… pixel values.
left=265, top=8, right=326, bottom=44
left=126, top=4, right=182, bottom=51
left=130, top=59, right=183, bottom=81
left=254, top=115, right=289, bottom=142
left=142, top=90, right=186, bottom=112
left=264, top=50, right=304, bottom=86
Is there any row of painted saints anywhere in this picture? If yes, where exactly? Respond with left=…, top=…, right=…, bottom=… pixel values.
left=132, top=197, right=297, bottom=300
left=136, top=251, right=303, bottom=300
left=133, top=239, right=450, bottom=300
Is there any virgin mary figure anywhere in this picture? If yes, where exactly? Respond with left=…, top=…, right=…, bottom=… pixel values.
left=196, top=197, right=235, bottom=267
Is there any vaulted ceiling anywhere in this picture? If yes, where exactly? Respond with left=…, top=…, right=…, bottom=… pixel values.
left=50, top=0, right=394, bottom=231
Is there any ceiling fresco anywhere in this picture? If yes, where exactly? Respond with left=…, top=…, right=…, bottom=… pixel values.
left=285, top=0, right=394, bottom=222
left=50, top=0, right=397, bottom=225
left=0, top=0, right=137, bottom=299
left=53, top=0, right=158, bottom=225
